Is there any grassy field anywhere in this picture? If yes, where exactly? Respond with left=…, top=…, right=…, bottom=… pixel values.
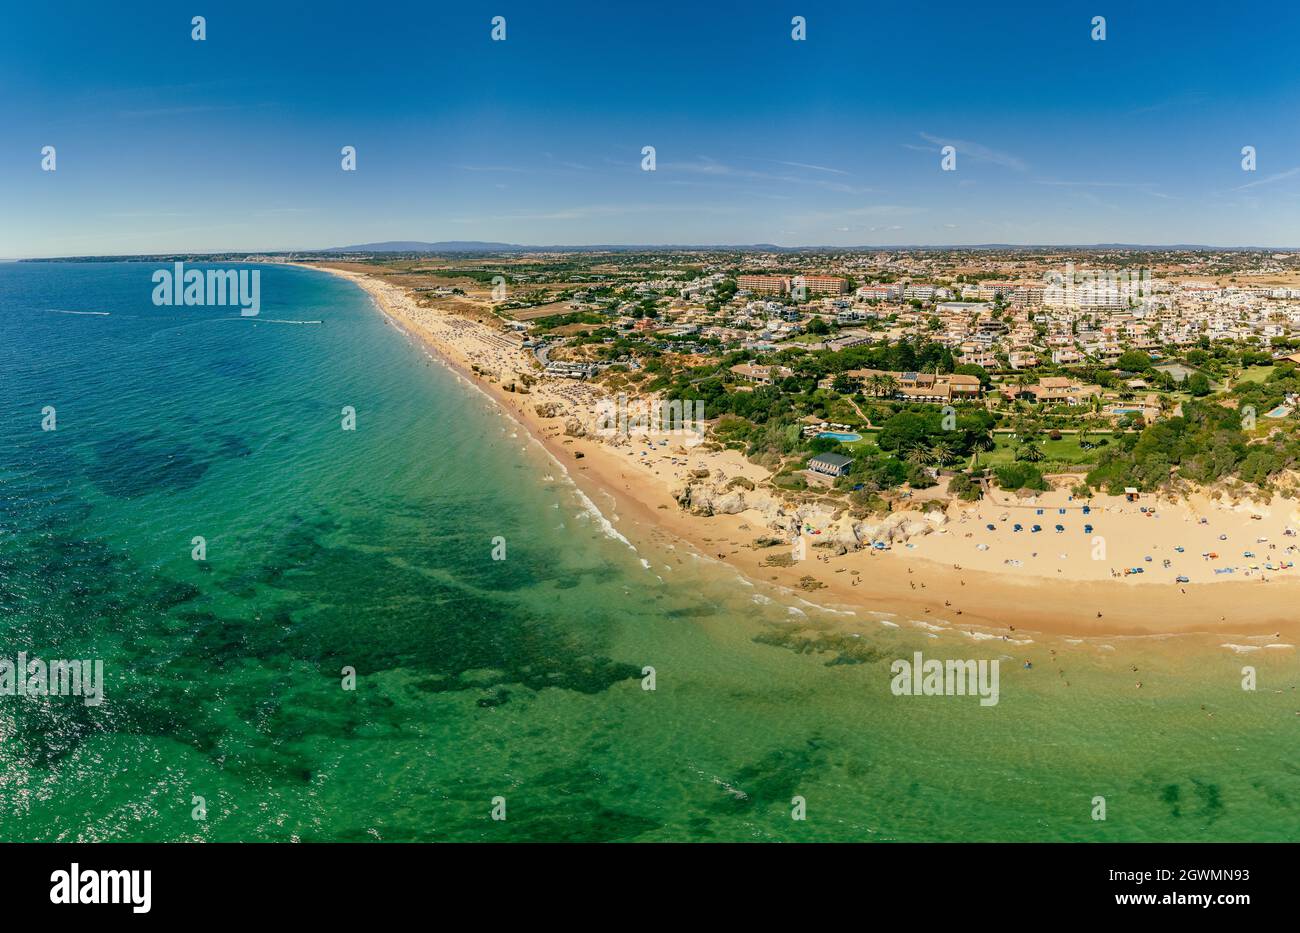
left=1234, top=364, right=1276, bottom=384
left=841, top=432, right=879, bottom=452
left=981, top=434, right=1095, bottom=466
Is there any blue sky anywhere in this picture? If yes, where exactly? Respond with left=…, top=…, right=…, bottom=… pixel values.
left=4, top=0, right=1300, bottom=256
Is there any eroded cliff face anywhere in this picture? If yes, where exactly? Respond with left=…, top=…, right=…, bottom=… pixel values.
left=671, top=473, right=950, bottom=550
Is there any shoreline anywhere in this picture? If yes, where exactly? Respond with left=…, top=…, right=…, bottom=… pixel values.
left=292, top=260, right=1300, bottom=647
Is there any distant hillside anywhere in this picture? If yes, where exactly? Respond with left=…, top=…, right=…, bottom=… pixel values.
left=324, top=241, right=520, bottom=253
left=319, top=241, right=836, bottom=255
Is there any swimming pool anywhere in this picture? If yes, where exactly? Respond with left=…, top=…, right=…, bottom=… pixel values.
left=1265, top=405, right=1291, bottom=418
left=817, top=431, right=863, bottom=442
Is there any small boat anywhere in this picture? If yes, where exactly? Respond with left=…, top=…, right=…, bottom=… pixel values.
left=1176, top=575, right=1190, bottom=583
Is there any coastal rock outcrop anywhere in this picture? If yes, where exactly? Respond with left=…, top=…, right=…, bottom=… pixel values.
left=672, top=481, right=749, bottom=516
left=670, top=477, right=944, bottom=550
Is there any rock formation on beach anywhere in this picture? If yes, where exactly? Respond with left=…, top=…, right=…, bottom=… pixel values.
left=670, top=474, right=947, bottom=549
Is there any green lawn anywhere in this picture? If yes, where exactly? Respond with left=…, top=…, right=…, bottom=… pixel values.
left=1234, top=365, right=1275, bottom=384
left=981, top=434, right=1094, bottom=466
left=842, top=432, right=879, bottom=452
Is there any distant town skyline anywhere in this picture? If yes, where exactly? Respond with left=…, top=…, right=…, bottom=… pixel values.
left=7, top=1, right=1300, bottom=258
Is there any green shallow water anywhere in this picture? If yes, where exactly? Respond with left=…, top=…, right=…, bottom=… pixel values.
left=0, top=262, right=1295, bottom=841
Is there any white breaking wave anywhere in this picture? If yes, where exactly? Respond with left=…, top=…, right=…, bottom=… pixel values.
left=570, top=485, right=636, bottom=550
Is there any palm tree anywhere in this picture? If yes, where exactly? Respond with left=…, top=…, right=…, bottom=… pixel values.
left=1015, top=442, right=1045, bottom=463
left=906, top=446, right=935, bottom=469
left=870, top=373, right=898, bottom=398
left=929, top=441, right=955, bottom=466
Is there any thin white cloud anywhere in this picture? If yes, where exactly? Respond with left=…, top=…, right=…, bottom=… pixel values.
left=1234, top=166, right=1300, bottom=191
left=762, top=159, right=850, bottom=176
left=916, top=133, right=1027, bottom=172
left=118, top=105, right=241, bottom=118
left=455, top=164, right=529, bottom=173
left=1035, top=180, right=1177, bottom=200
left=664, top=156, right=871, bottom=194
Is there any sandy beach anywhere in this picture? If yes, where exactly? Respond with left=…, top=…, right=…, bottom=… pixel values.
left=295, top=261, right=1300, bottom=647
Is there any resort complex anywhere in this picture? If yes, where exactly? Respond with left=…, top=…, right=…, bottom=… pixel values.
left=283, top=248, right=1300, bottom=516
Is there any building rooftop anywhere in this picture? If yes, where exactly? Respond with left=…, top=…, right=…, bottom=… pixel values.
left=809, top=452, right=854, bottom=469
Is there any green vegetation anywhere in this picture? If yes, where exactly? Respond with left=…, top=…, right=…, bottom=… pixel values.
left=994, top=462, right=1049, bottom=491
left=1086, top=368, right=1300, bottom=494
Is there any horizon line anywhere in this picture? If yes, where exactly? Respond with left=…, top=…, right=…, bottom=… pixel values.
left=15, top=241, right=1300, bottom=262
